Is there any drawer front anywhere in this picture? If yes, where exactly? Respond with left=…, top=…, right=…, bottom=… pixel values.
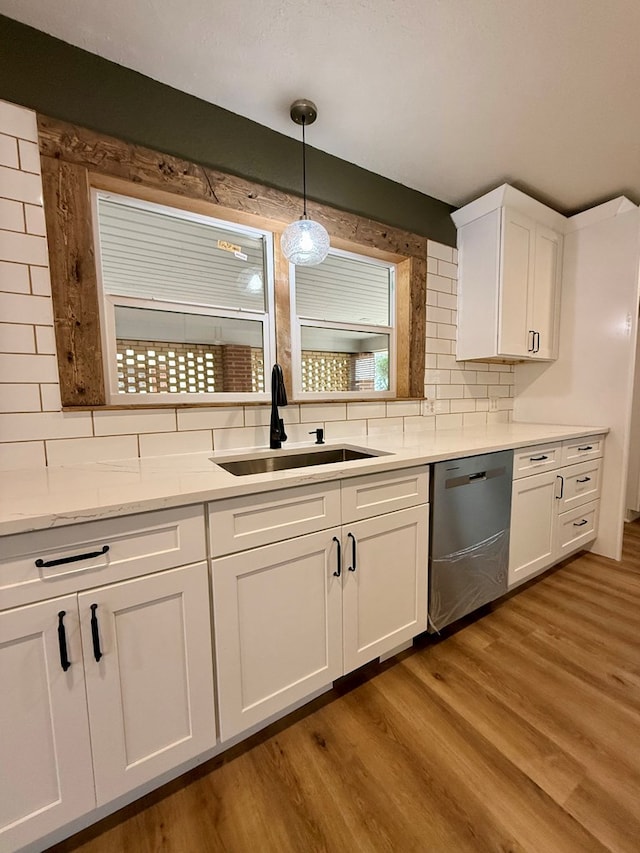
left=209, top=482, right=341, bottom=557
left=561, top=434, right=605, bottom=466
left=513, top=443, right=562, bottom=479
left=557, top=459, right=601, bottom=512
left=0, top=505, right=206, bottom=610
left=555, top=500, right=599, bottom=559
left=341, top=466, right=429, bottom=523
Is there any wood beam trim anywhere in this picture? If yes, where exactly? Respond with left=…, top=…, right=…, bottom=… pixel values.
left=41, top=156, right=106, bottom=406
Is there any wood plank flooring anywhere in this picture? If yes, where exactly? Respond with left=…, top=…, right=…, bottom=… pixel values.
left=50, top=526, right=640, bottom=853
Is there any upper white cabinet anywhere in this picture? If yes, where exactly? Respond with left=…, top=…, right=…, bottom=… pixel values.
left=452, top=184, right=565, bottom=362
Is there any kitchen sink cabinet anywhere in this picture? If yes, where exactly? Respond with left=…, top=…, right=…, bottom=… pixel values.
left=453, top=185, right=563, bottom=362
left=508, top=435, right=604, bottom=588
left=209, top=469, right=429, bottom=742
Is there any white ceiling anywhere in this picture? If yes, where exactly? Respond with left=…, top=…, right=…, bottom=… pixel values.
left=2, top=0, right=640, bottom=213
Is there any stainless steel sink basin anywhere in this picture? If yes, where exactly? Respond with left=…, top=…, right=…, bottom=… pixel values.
left=215, top=446, right=385, bottom=476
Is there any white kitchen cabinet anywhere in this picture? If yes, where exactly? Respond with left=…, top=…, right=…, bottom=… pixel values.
left=0, top=596, right=95, bottom=852
left=209, top=468, right=429, bottom=742
left=508, top=469, right=559, bottom=586
left=342, top=506, right=427, bottom=673
left=509, top=437, right=603, bottom=588
left=79, top=562, right=217, bottom=805
left=452, top=185, right=564, bottom=362
left=211, top=530, right=343, bottom=741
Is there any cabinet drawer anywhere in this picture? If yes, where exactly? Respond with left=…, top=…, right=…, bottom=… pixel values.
left=555, top=500, right=599, bottom=559
left=561, top=435, right=605, bottom=466
left=341, top=466, right=429, bottom=523
left=0, top=505, right=206, bottom=610
left=513, top=443, right=561, bottom=478
left=557, top=459, right=601, bottom=512
left=208, top=482, right=341, bottom=557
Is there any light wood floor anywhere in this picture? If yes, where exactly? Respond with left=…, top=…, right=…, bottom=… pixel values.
left=50, top=525, right=640, bottom=853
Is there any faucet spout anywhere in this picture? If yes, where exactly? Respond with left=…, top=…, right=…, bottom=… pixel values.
left=270, top=364, right=288, bottom=449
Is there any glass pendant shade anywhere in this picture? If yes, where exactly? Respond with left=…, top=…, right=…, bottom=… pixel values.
left=281, top=216, right=330, bottom=266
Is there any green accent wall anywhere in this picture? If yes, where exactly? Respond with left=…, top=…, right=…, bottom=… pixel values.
left=0, top=14, right=456, bottom=246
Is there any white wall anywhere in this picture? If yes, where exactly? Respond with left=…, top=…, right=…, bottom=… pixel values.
left=0, top=99, right=514, bottom=469
left=514, top=199, right=640, bottom=559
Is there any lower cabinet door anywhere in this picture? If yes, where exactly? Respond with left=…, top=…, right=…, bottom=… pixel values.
left=0, top=596, right=95, bottom=851
left=342, top=506, right=428, bottom=674
left=79, top=562, right=216, bottom=805
left=212, top=528, right=343, bottom=742
left=555, top=500, right=599, bottom=560
left=509, top=470, right=559, bottom=587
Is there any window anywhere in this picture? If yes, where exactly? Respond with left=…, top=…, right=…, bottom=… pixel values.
left=93, top=192, right=275, bottom=403
left=291, top=248, right=396, bottom=398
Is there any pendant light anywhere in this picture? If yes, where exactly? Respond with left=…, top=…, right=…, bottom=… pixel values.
left=281, top=99, right=330, bottom=266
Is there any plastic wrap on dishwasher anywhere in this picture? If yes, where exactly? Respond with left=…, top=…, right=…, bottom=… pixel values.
left=428, top=527, right=509, bottom=632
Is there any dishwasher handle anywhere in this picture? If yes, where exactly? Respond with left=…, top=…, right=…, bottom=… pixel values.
left=445, top=466, right=507, bottom=489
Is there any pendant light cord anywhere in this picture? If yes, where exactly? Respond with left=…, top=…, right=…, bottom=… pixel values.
left=301, top=116, right=308, bottom=218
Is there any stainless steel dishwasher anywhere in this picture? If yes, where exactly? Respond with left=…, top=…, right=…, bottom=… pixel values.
left=428, top=449, right=513, bottom=631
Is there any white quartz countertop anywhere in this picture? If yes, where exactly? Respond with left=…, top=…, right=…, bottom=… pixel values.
left=0, top=422, right=607, bottom=536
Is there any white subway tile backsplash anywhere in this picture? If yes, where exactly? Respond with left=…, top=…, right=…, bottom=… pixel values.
left=426, top=337, right=452, bottom=355
left=0, top=411, right=92, bottom=442
left=0, top=100, right=38, bottom=141
left=488, top=385, right=510, bottom=398
left=0, top=133, right=19, bottom=168
left=438, top=260, right=457, bottom=278
left=0, top=323, right=35, bottom=353
left=283, top=422, right=323, bottom=443
left=29, top=265, right=51, bottom=295
left=427, top=274, right=453, bottom=294
left=24, top=204, right=46, bottom=236
left=177, top=406, right=244, bottom=431
left=436, top=413, right=463, bottom=429
left=450, top=399, right=478, bottom=414
left=139, top=429, right=212, bottom=457
left=404, top=415, right=435, bottom=432
left=436, top=291, right=457, bottom=310
left=487, top=411, right=510, bottom=424
left=437, top=323, right=457, bottom=341
left=463, top=411, right=488, bottom=427
left=0, top=230, right=48, bottom=265
left=427, top=306, right=452, bottom=324
left=0, top=440, right=46, bottom=470
left=427, top=241, right=453, bottom=262
left=93, top=408, right=177, bottom=436
left=368, top=417, right=404, bottom=434
left=35, top=325, right=56, bottom=354
left=464, top=384, right=488, bottom=398
left=324, top=419, right=367, bottom=439
left=0, top=352, right=58, bottom=383
left=0, top=165, right=42, bottom=205
left=40, top=383, right=62, bottom=411
left=300, top=403, right=347, bottom=423
left=0, top=292, right=53, bottom=325
left=213, top=425, right=268, bottom=451
left=17, top=139, right=41, bottom=174
left=0, top=383, right=41, bottom=412
left=0, top=261, right=30, bottom=293
left=386, top=400, right=421, bottom=417
left=0, top=198, right=24, bottom=232
left=46, top=435, right=139, bottom=466
left=436, top=385, right=464, bottom=400
left=346, top=402, right=386, bottom=420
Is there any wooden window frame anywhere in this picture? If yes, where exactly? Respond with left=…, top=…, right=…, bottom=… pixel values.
left=38, top=115, right=426, bottom=409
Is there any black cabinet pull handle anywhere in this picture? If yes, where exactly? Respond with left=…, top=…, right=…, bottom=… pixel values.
left=36, top=545, right=109, bottom=569
left=57, top=610, right=71, bottom=672
left=578, top=445, right=593, bottom=452
left=90, top=603, right=102, bottom=662
left=528, top=330, right=535, bottom=352
left=577, top=477, right=591, bottom=484
left=534, top=331, right=541, bottom=353
left=556, top=475, right=564, bottom=499
left=573, top=519, right=589, bottom=527
left=530, top=455, right=548, bottom=461
left=348, top=532, right=357, bottom=572
left=332, top=536, right=341, bottom=577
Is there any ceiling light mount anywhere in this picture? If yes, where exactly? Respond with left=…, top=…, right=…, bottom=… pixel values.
left=280, top=98, right=330, bottom=266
